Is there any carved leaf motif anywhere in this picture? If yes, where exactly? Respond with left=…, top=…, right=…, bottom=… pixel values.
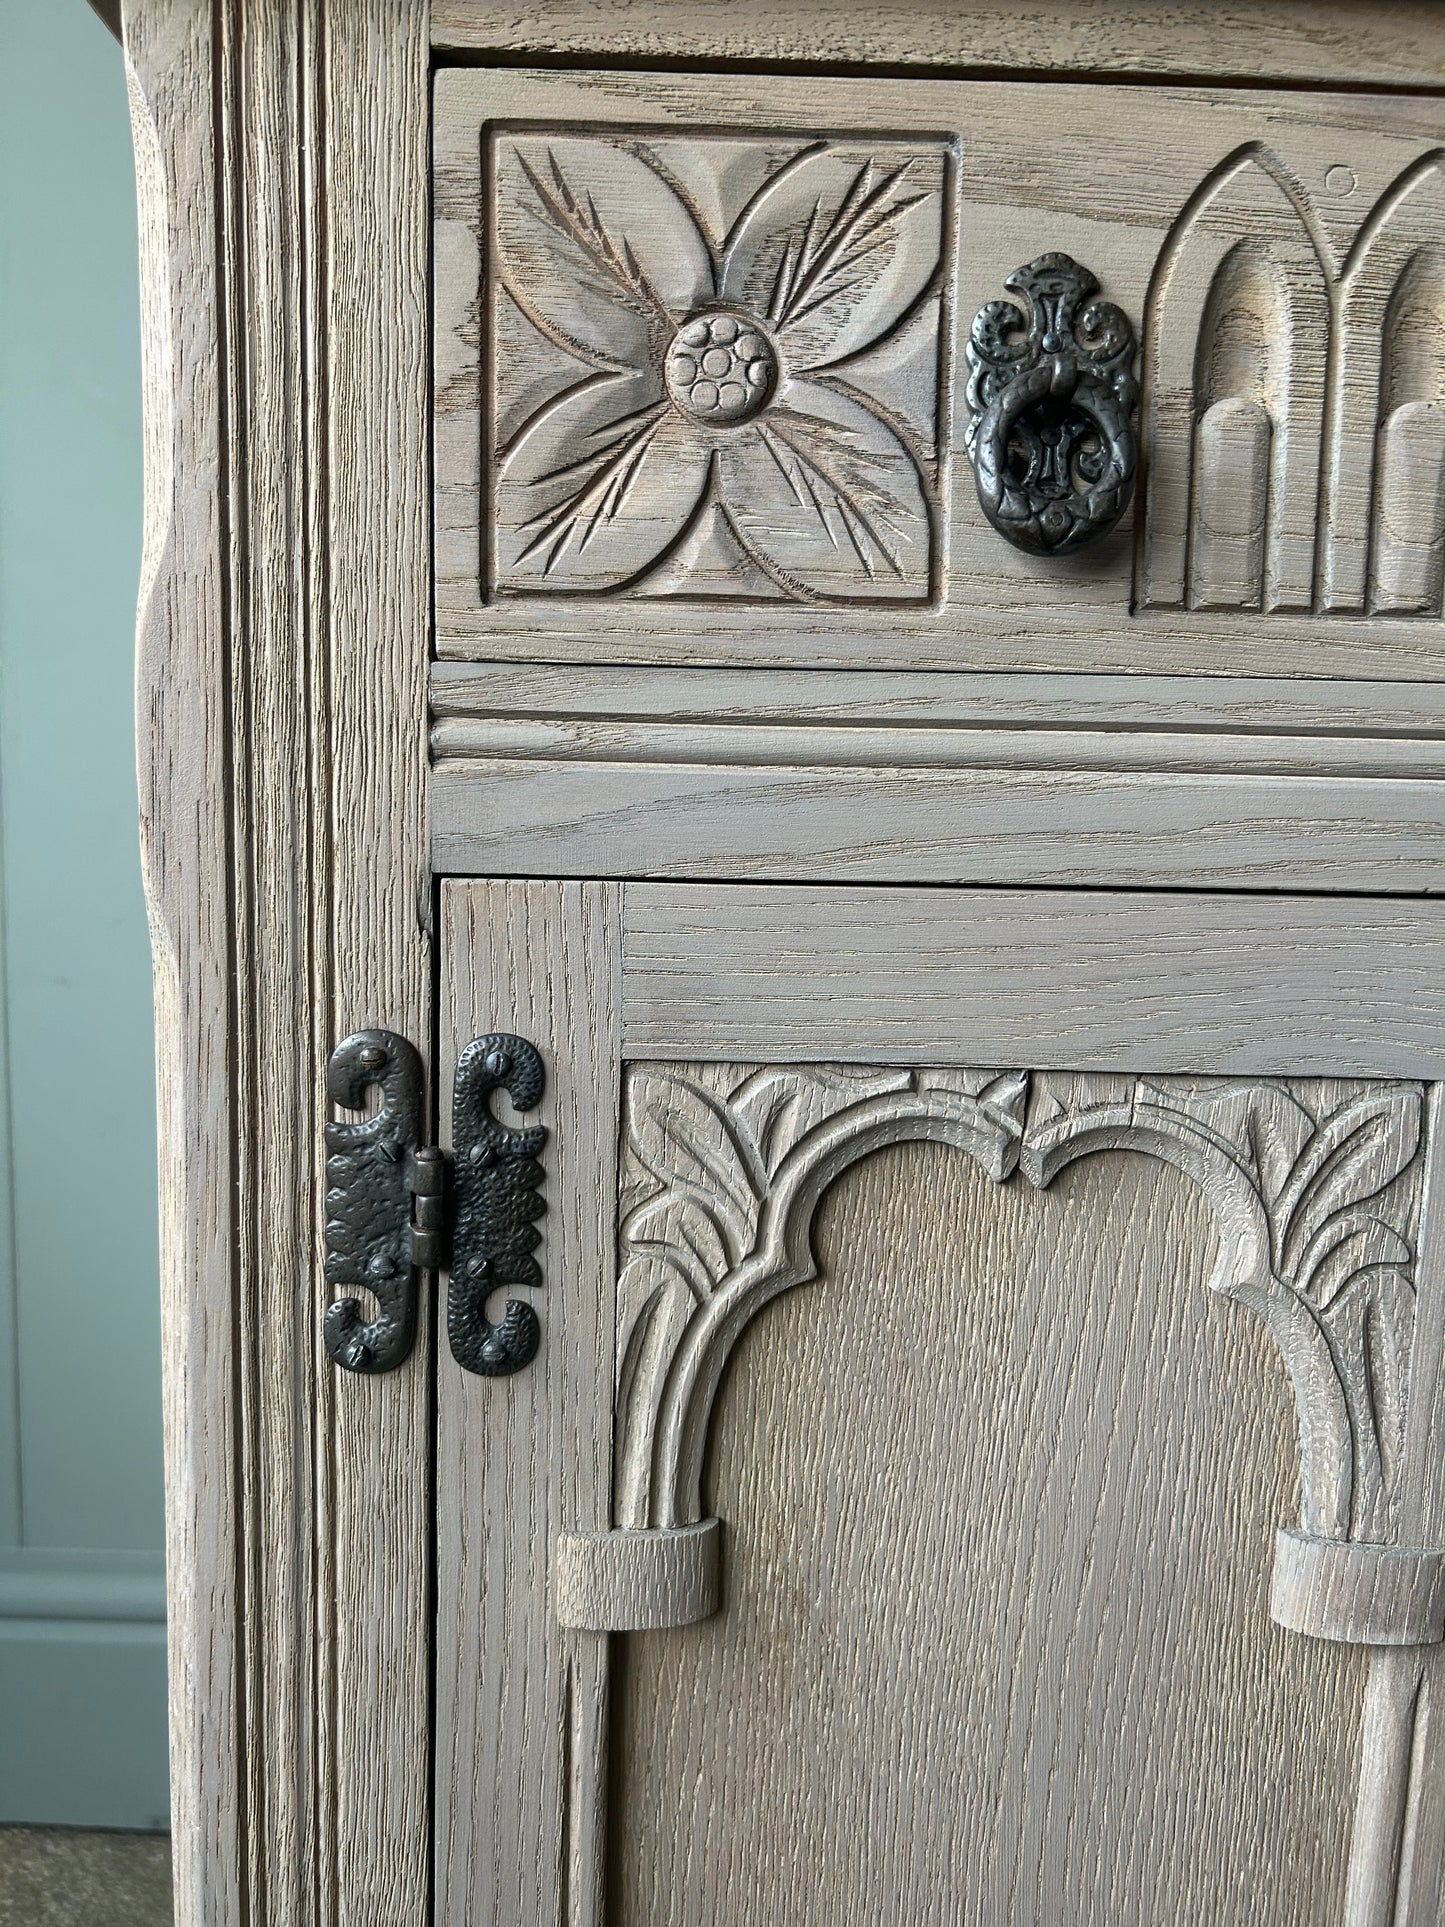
left=619, top=1064, right=916, bottom=1308
left=1135, top=1079, right=1420, bottom=1299
left=964, top=1068, right=1031, bottom=1125
left=615, top=1065, right=1429, bottom=1545
left=613, top=1061, right=1032, bottom=1524
left=1272, top=1087, right=1422, bottom=1291
left=1131, top=1075, right=1424, bottom=1531
left=1301, top=1216, right=1413, bottom=1312
left=1136, top=1077, right=1314, bottom=1203
left=489, top=131, right=949, bottom=601
left=516, top=150, right=676, bottom=334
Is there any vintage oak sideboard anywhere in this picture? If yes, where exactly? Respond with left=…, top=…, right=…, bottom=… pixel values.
left=120, top=4, right=1445, bottom=1923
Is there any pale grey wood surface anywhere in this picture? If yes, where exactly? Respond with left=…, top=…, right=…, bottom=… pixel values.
left=217, top=6, right=327, bottom=1912
left=434, top=69, right=1445, bottom=678
left=431, top=663, right=1445, bottom=776
left=430, top=0, right=1445, bottom=88
left=125, top=2, right=434, bottom=1922
left=124, top=4, right=240, bottom=1917
left=435, top=881, right=622, bottom=1927
left=619, top=885, right=1445, bottom=1077
left=611, top=1138, right=1367, bottom=1925
left=318, top=3, right=433, bottom=1920
left=553, top=1520, right=721, bottom=1630
left=127, top=2, right=1445, bottom=1921
left=432, top=756, right=1445, bottom=894
left=1272, top=1531, right=1445, bottom=1646
left=438, top=880, right=1445, bottom=1922
left=432, top=660, right=1445, bottom=890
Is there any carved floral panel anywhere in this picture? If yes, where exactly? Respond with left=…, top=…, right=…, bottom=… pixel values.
left=486, top=129, right=954, bottom=603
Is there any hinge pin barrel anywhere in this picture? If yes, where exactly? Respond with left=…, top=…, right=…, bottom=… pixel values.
left=409, top=1145, right=449, bottom=1270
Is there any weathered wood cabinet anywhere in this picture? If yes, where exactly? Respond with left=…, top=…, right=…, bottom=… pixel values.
left=122, top=4, right=1445, bottom=1923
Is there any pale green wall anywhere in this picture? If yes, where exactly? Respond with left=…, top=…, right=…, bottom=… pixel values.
left=0, top=0, right=168, bottom=1830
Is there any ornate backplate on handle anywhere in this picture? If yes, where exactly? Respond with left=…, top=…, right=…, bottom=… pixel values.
left=965, top=252, right=1138, bottom=555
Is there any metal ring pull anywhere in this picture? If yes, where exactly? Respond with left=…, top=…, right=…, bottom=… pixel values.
left=965, top=252, right=1138, bottom=556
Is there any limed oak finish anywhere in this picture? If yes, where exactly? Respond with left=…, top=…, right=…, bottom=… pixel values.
left=121, top=3, right=1445, bottom=1924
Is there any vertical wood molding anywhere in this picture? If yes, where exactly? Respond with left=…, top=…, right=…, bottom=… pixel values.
left=123, top=2, right=432, bottom=1921
left=1364, top=1085, right=1445, bottom=1924
left=436, top=881, right=622, bottom=1927
left=217, top=4, right=323, bottom=1914
left=319, top=4, right=433, bottom=1923
left=123, top=1, right=240, bottom=1917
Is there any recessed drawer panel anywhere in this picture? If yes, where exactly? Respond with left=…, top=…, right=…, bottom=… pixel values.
left=434, top=69, right=1445, bottom=677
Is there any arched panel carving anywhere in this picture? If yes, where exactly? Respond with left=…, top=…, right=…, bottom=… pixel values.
left=614, top=1063, right=1029, bottom=1528
left=1188, top=243, right=1285, bottom=609
left=1136, top=145, right=1329, bottom=614
left=616, top=1066, right=1425, bottom=1552
left=1372, top=252, right=1445, bottom=617
left=1324, top=152, right=1445, bottom=613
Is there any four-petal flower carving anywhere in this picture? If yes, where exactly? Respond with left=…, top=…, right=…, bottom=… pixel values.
left=490, top=135, right=949, bottom=601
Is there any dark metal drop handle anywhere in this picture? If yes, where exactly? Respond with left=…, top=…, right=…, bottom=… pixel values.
left=965, top=252, right=1138, bottom=557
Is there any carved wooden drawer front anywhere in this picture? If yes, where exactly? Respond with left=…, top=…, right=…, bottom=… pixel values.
left=435, top=70, right=1445, bottom=678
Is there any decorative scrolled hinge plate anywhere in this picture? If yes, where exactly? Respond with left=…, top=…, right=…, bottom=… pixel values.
left=323, top=1028, right=548, bottom=1378
left=964, top=251, right=1138, bottom=556
left=448, top=1034, right=549, bottom=1377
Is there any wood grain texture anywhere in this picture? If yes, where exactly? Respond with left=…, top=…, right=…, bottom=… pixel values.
left=435, top=881, right=622, bottom=1927
left=435, top=69, right=1445, bottom=677
left=553, top=1520, right=721, bottom=1630
left=610, top=1139, right=1368, bottom=1925
left=431, top=663, right=1445, bottom=891
left=433, top=757, right=1445, bottom=894
left=1272, top=1531, right=1445, bottom=1646
left=319, top=4, right=433, bottom=1923
left=123, top=4, right=240, bottom=1917
left=431, top=661, right=1445, bottom=777
left=620, top=885, right=1445, bottom=1078
left=618, top=1064, right=1425, bottom=1546
left=1326, top=162, right=1445, bottom=616
left=217, top=5, right=323, bottom=1914
left=1140, top=146, right=1329, bottom=614
left=429, top=0, right=1445, bottom=87
left=1369, top=1087, right=1445, bottom=1925
left=125, top=2, right=433, bottom=1922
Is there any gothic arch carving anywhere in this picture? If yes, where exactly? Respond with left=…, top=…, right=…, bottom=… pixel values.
left=614, top=1064, right=1029, bottom=1528
left=1135, top=144, right=1329, bottom=613
left=1325, top=151, right=1445, bottom=614
left=615, top=1066, right=1424, bottom=1553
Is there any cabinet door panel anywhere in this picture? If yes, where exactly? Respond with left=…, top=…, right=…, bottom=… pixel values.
left=612, top=1140, right=1364, bottom=1927
left=437, top=880, right=1445, bottom=1927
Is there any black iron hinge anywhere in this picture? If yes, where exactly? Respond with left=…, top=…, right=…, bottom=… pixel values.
left=323, top=1028, right=547, bottom=1378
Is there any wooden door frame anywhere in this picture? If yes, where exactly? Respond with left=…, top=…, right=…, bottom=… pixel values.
left=124, top=3, right=432, bottom=1920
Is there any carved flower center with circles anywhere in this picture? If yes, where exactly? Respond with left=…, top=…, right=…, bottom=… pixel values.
left=665, top=310, right=778, bottom=424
